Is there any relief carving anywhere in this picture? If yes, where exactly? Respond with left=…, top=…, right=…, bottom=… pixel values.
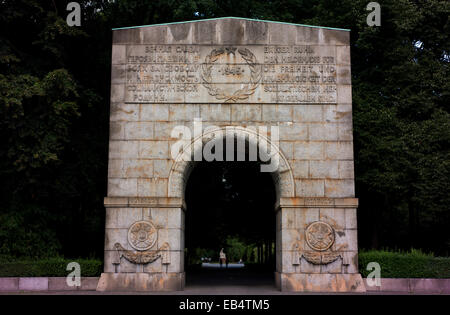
left=124, top=44, right=337, bottom=104
left=128, top=220, right=157, bottom=250
left=305, top=221, right=334, bottom=251
left=114, top=242, right=170, bottom=265
left=201, top=47, right=262, bottom=102
left=113, top=220, right=171, bottom=266
left=292, top=221, right=349, bottom=268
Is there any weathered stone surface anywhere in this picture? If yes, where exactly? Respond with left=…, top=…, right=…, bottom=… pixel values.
left=295, top=208, right=319, bottom=229
left=294, top=141, right=325, bottom=160
left=111, top=64, right=126, bottom=84
left=0, top=278, right=19, bottom=291
left=0, top=277, right=100, bottom=292
left=104, top=228, right=130, bottom=250
left=80, top=277, right=100, bottom=291
left=338, top=160, right=354, bottom=178
left=325, top=141, right=354, bottom=160
left=110, top=84, right=125, bottom=102
left=276, top=272, right=366, bottom=292
left=310, top=160, right=339, bottom=178
left=112, top=45, right=126, bottom=64
left=337, top=85, right=352, bottom=103
left=137, top=178, right=168, bottom=196
left=48, top=277, right=77, bottom=291
left=409, top=279, right=447, bottom=293
left=345, top=208, right=358, bottom=229
left=308, top=123, right=338, bottom=141
left=140, top=104, right=170, bottom=121
left=19, top=278, right=48, bottom=291
left=325, top=179, right=355, bottom=197
left=336, top=46, right=351, bottom=65
left=109, top=141, right=138, bottom=159
left=3, top=276, right=450, bottom=293
left=279, top=123, right=308, bottom=140
left=293, top=105, right=322, bottom=122
left=107, top=178, right=138, bottom=196
left=138, top=141, right=169, bottom=159
left=299, top=257, right=321, bottom=273
left=319, top=208, right=345, bottom=229
left=106, top=207, right=143, bottom=228
left=104, top=197, right=183, bottom=208
left=320, top=257, right=342, bottom=273
left=124, top=122, right=154, bottom=140
left=295, top=179, right=325, bottom=197
left=103, top=17, right=359, bottom=292
left=231, top=104, right=262, bottom=121
left=123, top=40, right=340, bottom=104
left=110, top=103, right=139, bottom=122
left=334, top=228, right=358, bottom=251
left=47, top=277, right=100, bottom=291
left=156, top=228, right=182, bottom=250
left=123, top=159, right=154, bottom=178
left=96, top=272, right=185, bottom=291
left=142, top=208, right=168, bottom=227
left=377, top=278, right=410, bottom=293
left=279, top=197, right=358, bottom=208
left=279, top=141, right=293, bottom=159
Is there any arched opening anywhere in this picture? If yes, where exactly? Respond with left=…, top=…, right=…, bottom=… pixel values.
left=167, top=126, right=295, bottom=288
left=184, top=159, right=277, bottom=286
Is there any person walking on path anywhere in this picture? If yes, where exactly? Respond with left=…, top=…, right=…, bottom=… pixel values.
left=219, top=248, right=227, bottom=268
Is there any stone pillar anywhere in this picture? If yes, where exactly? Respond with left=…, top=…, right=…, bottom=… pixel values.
left=97, top=197, right=185, bottom=291
left=275, top=197, right=365, bottom=292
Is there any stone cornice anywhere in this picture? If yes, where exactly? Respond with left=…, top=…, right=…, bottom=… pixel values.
left=104, top=197, right=185, bottom=209
left=277, top=197, right=358, bottom=209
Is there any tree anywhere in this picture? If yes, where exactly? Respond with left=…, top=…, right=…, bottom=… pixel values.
left=0, top=0, right=448, bottom=258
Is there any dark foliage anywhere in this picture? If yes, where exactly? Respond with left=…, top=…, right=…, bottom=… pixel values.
left=0, top=257, right=102, bottom=277
left=359, top=250, right=450, bottom=278
left=0, top=0, right=448, bottom=258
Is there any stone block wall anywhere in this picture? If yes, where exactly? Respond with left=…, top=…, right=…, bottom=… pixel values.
left=100, top=17, right=363, bottom=292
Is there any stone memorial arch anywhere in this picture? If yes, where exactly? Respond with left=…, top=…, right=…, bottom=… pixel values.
left=97, top=17, right=365, bottom=292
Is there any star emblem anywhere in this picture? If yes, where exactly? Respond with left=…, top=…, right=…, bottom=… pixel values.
left=225, top=47, right=237, bottom=55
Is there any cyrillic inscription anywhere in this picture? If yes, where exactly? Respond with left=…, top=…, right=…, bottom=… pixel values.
left=122, top=45, right=337, bottom=104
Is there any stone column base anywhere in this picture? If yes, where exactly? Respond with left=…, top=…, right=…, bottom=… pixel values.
left=275, top=272, right=366, bottom=292
left=96, top=272, right=185, bottom=292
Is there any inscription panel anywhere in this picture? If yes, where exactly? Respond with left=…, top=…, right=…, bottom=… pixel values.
left=123, top=45, right=338, bottom=104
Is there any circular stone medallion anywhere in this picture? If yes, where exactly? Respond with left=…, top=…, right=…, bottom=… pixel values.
left=127, top=220, right=157, bottom=251
left=305, top=221, right=335, bottom=251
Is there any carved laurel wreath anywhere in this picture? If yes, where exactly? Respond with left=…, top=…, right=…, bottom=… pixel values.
left=114, top=242, right=170, bottom=265
left=201, top=48, right=262, bottom=102
left=301, top=251, right=342, bottom=265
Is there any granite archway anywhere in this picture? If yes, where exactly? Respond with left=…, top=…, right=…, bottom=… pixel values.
left=168, top=126, right=295, bottom=201
left=98, top=17, right=365, bottom=293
